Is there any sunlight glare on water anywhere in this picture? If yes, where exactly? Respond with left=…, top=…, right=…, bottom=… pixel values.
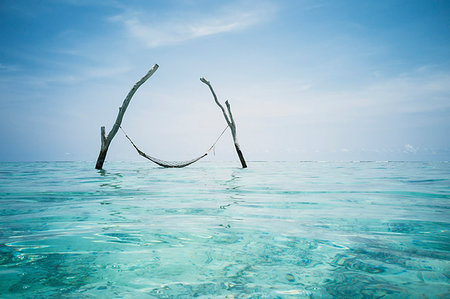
left=0, top=161, right=449, bottom=298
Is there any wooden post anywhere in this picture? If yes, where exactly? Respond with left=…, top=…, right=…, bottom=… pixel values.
left=200, top=77, right=247, bottom=168
left=95, top=64, right=159, bottom=169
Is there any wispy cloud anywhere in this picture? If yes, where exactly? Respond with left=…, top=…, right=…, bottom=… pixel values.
left=111, top=4, right=274, bottom=48
left=0, top=63, right=18, bottom=72
left=233, top=66, right=450, bottom=127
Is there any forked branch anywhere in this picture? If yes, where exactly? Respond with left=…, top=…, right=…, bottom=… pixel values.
left=200, top=77, right=247, bottom=168
left=95, top=64, right=159, bottom=169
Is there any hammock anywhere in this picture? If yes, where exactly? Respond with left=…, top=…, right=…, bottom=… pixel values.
left=120, top=126, right=228, bottom=168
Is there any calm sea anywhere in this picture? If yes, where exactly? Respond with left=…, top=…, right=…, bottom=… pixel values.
left=0, top=161, right=449, bottom=298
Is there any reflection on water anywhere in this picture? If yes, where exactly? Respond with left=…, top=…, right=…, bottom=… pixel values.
left=0, top=161, right=449, bottom=297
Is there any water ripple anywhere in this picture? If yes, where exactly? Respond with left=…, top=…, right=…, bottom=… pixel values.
left=0, top=161, right=449, bottom=297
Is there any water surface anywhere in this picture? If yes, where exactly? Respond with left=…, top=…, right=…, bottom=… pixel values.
left=0, top=161, right=449, bottom=297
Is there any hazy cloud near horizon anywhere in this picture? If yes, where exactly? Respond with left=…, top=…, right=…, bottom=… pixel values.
left=0, top=0, right=449, bottom=162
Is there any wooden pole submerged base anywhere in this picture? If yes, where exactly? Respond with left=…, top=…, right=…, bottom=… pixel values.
left=95, top=126, right=108, bottom=170
left=95, top=146, right=108, bottom=170
left=235, top=143, right=247, bottom=168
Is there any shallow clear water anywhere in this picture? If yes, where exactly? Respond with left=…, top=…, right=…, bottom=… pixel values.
left=0, top=161, right=449, bottom=298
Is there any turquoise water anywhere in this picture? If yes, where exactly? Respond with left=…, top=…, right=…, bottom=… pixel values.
left=0, top=161, right=449, bottom=298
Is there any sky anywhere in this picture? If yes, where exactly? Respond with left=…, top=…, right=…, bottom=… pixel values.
left=0, top=0, right=449, bottom=162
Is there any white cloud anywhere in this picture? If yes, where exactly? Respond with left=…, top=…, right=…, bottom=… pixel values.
left=404, top=144, right=417, bottom=153
left=111, top=5, right=274, bottom=48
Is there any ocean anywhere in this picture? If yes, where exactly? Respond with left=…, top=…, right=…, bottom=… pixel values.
left=0, top=161, right=449, bottom=298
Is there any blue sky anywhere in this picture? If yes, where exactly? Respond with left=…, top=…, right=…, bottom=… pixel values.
left=0, top=0, right=449, bottom=162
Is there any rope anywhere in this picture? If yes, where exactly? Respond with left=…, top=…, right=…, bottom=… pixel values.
left=208, top=124, right=229, bottom=153
left=120, top=126, right=141, bottom=153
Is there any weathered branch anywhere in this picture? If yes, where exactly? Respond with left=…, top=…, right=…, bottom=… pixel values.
left=200, top=78, right=247, bottom=168
left=225, top=100, right=236, bottom=135
left=100, top=126, right=106, bottom=147
left=200, top=77, right=231, bottom=126
left=95, top=64, right=159, bottom=169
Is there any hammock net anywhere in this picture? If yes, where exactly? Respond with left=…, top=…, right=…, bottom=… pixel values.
left=120, top=126, right=227, bottom=168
